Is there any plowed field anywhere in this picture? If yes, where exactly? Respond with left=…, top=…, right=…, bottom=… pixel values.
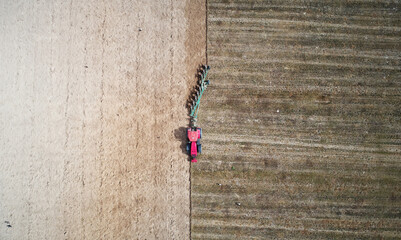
left=191, top=0, right=401, bottom=239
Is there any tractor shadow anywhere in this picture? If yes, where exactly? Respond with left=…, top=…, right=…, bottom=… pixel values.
left=174, top=127, right=188, bottom=155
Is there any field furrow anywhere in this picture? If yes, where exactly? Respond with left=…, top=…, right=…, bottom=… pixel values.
left=191, top=0, right=401, bottom=238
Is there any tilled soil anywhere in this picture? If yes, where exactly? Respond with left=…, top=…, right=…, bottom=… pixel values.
left=0, top=0, right=205, bottom=239
left=191, top=0, right=401, bottom=239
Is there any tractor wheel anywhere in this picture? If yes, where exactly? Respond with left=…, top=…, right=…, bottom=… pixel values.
left=197, top=144, right=202, bottom=154
left=186, top=143, right=190, bottom=154
left=199, top=128, right=202, bottom=139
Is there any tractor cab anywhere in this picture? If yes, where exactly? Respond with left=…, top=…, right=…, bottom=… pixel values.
left=186, top=128, right=202, bottom=163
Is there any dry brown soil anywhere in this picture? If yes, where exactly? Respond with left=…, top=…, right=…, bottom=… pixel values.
left=0, top=0, right=205, bottom=239
left=191, top=0, right=401, bottom=239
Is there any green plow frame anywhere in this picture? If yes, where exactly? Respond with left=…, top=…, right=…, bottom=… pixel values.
left=190, top=65, right=210, bottom=127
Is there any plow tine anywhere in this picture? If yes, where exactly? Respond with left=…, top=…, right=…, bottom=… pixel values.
left=188, top=64, right=211, bottom=124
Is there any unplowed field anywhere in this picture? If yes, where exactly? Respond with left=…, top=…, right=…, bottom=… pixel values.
left=0, top=0, right=205, bottom=239
left=191, top=0, right=401, bottom=239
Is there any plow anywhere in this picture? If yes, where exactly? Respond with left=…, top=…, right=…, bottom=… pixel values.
left=186, top=65, right=211, bottom=163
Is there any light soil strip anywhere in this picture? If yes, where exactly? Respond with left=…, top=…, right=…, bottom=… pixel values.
left=0, top=0, right=205, bottom=239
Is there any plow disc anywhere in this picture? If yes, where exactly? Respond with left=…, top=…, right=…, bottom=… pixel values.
left=188, top=65, right=210, bottom=127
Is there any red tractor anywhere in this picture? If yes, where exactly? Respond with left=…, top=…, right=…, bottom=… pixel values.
left=186, top=128, right=202, bottom=163
left=187, top=64, right=210, bottom=163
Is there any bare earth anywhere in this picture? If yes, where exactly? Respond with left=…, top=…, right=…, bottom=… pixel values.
left=192, top=0, right=401, bottom=239
left=0, top=0, right=205, bottom=239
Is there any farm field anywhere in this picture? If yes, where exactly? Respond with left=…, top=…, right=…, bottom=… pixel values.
left=191, top=0, right=401, bottom=239
left=0, top=0, right=205, bottom=239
